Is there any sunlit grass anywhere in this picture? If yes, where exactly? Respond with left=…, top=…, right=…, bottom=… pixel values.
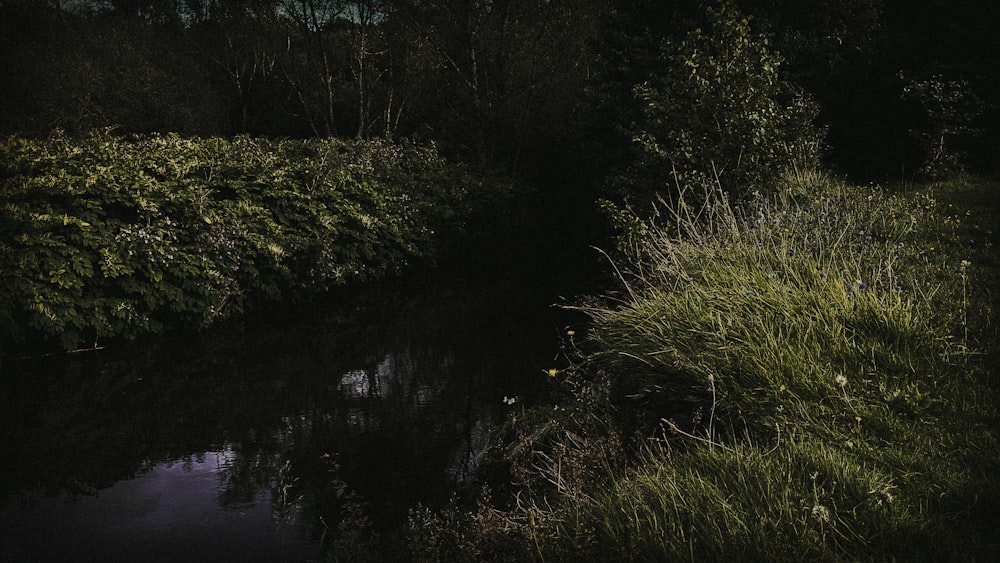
left=446, top=174, right=1000, bottom=561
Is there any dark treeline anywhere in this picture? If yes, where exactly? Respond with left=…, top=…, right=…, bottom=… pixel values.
left=0, top=0, right=997, bottom=183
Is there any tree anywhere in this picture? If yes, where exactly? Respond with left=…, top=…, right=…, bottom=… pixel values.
left=343, top=0, right=390, bottom=139
left=624, top=3, right=822, bottom=199
left=391, top=0, right=602, bottom=169
left=0, top=1, right=224, bottom=136
left=278, top=0, right=349, bottom=136
left=901, top=73, right=985, bottom=180
left=194, top=0, right=284, bottom=133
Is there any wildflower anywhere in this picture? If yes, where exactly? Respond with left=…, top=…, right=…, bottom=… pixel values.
left=566, top=330, right=575, bottom=337
left=871, top=487, right=894, bottom=505
left=503, top=396, right=517, bottom=405
left=819, top=272, right=828, bottom=280
left=811, top=505, right=831, bottom=523
left=960, top=259, right=972, bottom=270
left=547, top=369, right=558, bottom=377
left=858, top=282, right=869, bottom=291
left=835, top=374, right=848, bottom=387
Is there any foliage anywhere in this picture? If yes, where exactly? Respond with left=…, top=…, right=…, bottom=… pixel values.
left=900, top=73, right=986, bottom=180
left=0, top=130, right=505, bottom=348
left=0, top=0, right=605, bottom=173
left=2, top=0, right=998, bottom=182
left=624, top=3, right=824, bottom=200
left=406, top=174, right=1000, bottom=561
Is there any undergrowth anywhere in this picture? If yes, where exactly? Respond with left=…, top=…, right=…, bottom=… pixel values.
left=0, top=130, right=507, bottom=350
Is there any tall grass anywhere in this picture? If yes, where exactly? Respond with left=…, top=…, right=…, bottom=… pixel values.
left=590, top=174, right=970, bottom=429
left=435, top=173, right=999, bottom=562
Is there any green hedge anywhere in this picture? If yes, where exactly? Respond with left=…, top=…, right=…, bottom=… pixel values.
left=0, top=130, right=505, bottom=347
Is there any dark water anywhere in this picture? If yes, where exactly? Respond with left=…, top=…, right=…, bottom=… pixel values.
left=0, top=215, right=606, bottom=562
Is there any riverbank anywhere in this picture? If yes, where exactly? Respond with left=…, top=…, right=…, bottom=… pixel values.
left=405, top=173, right=1000, bottom=561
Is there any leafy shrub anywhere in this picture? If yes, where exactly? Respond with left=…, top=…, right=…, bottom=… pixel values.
left=0, top=130, right=506, bottom=348
left=900, top=73, right=986, bottom=180
left=623, top=3, right=823, bottom=201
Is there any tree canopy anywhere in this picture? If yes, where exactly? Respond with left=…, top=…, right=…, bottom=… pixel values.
left=1, top=0, right=997, bottom=183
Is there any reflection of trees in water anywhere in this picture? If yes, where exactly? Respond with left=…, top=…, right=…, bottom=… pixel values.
left=215, top=440, right=282, bottom=511
left=1, top=275, right=545, bottom=547
left=199, top=344, right=508, bottom=533
left=339, top=348, right=448, bottom=430
left=1, top=342, right=503, bottom=535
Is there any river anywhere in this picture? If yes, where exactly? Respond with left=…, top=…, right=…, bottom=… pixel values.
left=0, top=204, right=608, bottom=561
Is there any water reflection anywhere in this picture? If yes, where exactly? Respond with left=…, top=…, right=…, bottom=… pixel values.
left=0, top=271, right=585, bottom=560
left=0, top=447, right=320, bottom=562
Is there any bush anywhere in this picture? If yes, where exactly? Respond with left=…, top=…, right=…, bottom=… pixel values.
left=900, top=73, right=986, bottom=180
left=622, top=3, right=823, bottom=202
left=0, top=130, right=507, bottom=348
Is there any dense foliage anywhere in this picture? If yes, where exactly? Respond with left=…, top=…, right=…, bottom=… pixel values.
left=626, top=5, right=822, bottom=197
left=0, top=130, right=503, bottom=347
left=0, top=1, right=996, bottom=180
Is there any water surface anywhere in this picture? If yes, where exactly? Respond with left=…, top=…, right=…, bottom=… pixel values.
left=1, top=249, right=600, bottom=561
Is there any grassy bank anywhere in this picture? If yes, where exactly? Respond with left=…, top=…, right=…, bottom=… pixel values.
left=405, top=174, right=999, bottom=561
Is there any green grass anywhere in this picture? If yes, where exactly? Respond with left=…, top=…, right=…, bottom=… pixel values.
left=425, top=173, right=1000, bottom=562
